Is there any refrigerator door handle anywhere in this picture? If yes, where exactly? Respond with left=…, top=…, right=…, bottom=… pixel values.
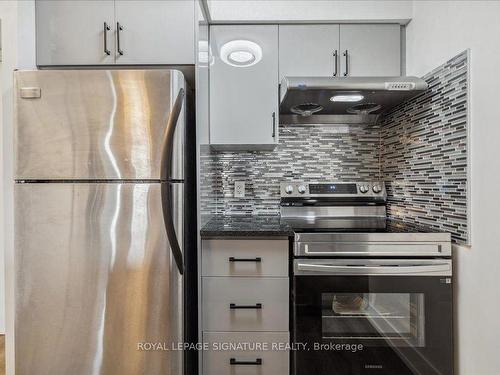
left=161, top=183, right=184, bottom=274
left=160, top=88, right=185, bottom=181
left=160, top=88, right=185, bottom=275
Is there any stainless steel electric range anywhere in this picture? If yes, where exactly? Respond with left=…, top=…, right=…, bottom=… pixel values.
left=280, top=181, right=453, bottom=375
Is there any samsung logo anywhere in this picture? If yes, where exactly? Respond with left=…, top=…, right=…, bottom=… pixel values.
left=364, top=364, right=383, bottom=369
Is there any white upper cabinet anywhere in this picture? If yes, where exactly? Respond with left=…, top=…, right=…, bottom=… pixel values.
left=279, top=25, right=340, bottom=79
left=209, top=25, right=279, bottom=150
left=36, top=0, right=115, bottom=65
left=339, top=24, right=401, bottom=77
left=114, top=0, right=194, bottom=65
left=36, top=0, right=195, bottom=66
left=279, top=24, right=401, bottom=78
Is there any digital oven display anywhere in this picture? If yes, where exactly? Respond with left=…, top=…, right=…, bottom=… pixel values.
left=309, top=183, right=358, bottom=194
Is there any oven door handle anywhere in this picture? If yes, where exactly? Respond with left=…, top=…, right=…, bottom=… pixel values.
left=296, top=261, right=452, bottom=276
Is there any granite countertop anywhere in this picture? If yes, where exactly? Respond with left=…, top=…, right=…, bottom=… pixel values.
left=200, top=215, right=449, bottom=238
left=200, top=215, right=294, bottom=237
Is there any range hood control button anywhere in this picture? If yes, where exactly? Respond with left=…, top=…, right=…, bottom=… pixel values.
left=359, top=185, right=369, bottom=194
left=298, top=185, right=307, bottom=194
left=372, top=185, right=382, bottom=193
left=285, top=185, right=294, bottom=194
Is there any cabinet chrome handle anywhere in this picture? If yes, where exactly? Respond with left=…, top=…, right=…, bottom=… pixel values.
left=272, top=112, right=276, bottom=138
left=333, top=50, right=338, bottom=77
left=229, top=303, right=262, bottom=309
left=117, top=22, right=124, bottom=56
left=229, top=257, right=262, bottom=263
left=343, top=49, right=349, bottom=76
left=103, top=22, right=111, bottom=55
left=230, top=358, right=262, bottom=366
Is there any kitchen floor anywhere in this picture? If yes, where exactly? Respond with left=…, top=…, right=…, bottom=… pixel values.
left=0, top=335, right=4, bottom=375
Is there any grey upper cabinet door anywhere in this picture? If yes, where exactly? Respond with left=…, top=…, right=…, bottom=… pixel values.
left=114, top=0, right=195, bottom=65
left=36, top=0, right=115, bottom=65
left=209, top=25, right=279, bottom=150
left=339, top=24, right=401, bottom=77
left=279, top=25, right=340, bottom=79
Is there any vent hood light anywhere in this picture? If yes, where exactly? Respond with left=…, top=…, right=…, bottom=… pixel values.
left=220, top=40, right=262, bottom=67
left=330, top=94, right=364, bottom=102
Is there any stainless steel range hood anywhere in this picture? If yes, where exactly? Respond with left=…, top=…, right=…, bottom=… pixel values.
left=279, top=76, right=428, bottom=125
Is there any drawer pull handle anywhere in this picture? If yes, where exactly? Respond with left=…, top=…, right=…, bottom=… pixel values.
left=230, top=358, right=263, bottom=366
left=229, top=303, right=262, bottom=309
left=229, top=257, right=262, bottom=263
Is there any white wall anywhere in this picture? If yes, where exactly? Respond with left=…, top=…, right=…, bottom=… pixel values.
left=0, top=2, right=36, bottom=374
left=406, top=2, right=500, bottom=374
left=207, top=0, right=413, bottom=23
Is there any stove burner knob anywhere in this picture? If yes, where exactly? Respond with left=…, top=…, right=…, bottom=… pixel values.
left=372, top=184, right=382, bottom=193
left=298, top=185, right=307, bottom=194
left=359, top=185, right=369, bottom=193
left=285, top=185, right=294, bottom=194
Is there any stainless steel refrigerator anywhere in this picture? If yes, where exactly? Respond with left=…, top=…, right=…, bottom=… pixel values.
left=14, top=69, right=197, bottom=375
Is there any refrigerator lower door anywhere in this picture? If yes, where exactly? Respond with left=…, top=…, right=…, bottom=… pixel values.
left=14, top=69, right=185, bottom=180
left=15, top=183, right=183, bottom=375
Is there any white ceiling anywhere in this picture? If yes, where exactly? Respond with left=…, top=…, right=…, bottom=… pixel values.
left=204, top=0, right=413, bottom=24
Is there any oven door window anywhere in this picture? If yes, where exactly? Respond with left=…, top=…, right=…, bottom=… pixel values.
left=293, top=274, right=453, bottom=375
left=322, top=292, right=425, bottom=347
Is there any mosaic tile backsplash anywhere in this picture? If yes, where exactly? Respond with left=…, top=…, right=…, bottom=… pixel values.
left=200, top=124, right=381, bottom=215
left=381, top=51, right=468, bottom=243
left=200, top=51, right=468, bottom=243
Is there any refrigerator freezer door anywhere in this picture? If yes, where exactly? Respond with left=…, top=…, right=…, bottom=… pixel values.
left=15, top=183, right=183, bottom=375
left=14, top=69, right=185, bottom=180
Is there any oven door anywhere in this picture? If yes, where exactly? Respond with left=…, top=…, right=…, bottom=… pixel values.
left=293, top=259, right=453, bottom=375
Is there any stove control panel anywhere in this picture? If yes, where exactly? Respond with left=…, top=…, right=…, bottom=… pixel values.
left=280, top=181, right=387, bottom=198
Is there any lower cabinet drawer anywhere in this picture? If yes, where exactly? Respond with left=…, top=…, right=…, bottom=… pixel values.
left=202, top=239, right=289, bottom=277
left=202, top=277, right=289, bottom=332
left=203, top=332, right=289, bottom=375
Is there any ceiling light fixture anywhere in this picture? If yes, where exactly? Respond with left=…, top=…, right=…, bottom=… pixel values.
left=220, top=40, right=262, bottom=67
